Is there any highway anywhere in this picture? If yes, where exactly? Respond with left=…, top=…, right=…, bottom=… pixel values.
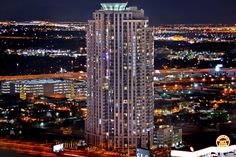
left=157, top=68, right=236, bottom=75
left=0, top=68, right=235, bottom=81
left=0, top=72, right=86, bottom=81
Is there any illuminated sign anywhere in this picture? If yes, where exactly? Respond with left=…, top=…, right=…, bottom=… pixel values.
left=136, top=148, right=150, bottom=157
left=216, top=135, right=230, bottom=147
left=215, top=64, right=223, bottom=72
left=53, top=143, right=64, bottom=153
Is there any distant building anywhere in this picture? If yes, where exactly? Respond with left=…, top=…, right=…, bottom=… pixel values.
left=154, top=125, right=182, bottom=148
left=19, top=85, right=26, bottom=100
left=0, top=79, right=86, bottom=98
left=86, top=2, right=154, bottom=153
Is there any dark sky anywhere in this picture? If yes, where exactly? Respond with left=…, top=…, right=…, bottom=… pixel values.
left=0, top=0, right=235, bottom=25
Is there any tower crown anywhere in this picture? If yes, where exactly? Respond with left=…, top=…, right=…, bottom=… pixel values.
left=100, top=3, right=128, bottom=11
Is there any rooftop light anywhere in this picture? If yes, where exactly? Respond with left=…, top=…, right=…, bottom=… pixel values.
left=101, top=3, right=128, bottom=11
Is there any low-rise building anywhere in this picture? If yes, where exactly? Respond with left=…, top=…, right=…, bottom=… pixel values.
left=0, top=79, right=86, bottom=98
left=154, top=125, right=182, bottom=148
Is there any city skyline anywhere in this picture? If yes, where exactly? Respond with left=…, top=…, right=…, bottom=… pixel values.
left=0, top=0, right=235, bottom=25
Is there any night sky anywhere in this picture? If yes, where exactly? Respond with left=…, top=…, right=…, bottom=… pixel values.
left=0, top=0, right=235, bottom=25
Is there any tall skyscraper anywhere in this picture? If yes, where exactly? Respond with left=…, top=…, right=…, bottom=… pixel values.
left=86, top=3, right=154, bottom=153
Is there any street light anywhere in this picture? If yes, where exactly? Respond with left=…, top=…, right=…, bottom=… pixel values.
left=16, top=62, right=19, bottom=74
left=190, top=146, right=194, bottom=152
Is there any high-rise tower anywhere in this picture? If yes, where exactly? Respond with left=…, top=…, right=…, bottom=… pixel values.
left=86, top=3, right=154, bottom=153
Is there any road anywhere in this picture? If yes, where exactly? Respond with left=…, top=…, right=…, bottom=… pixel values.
left=0, top=72, right=86, bottom=81
left=0, top=138, right=130, bottom=157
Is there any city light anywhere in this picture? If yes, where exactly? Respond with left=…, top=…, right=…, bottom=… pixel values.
left=0, top=1, right=235, bottom=157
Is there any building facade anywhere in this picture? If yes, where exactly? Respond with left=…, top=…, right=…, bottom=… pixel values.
left=86, top=3, right=154, bottom=152
left=0, top=79, right=86, bottom=98
left=154, top=125, right=182, bottom=148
